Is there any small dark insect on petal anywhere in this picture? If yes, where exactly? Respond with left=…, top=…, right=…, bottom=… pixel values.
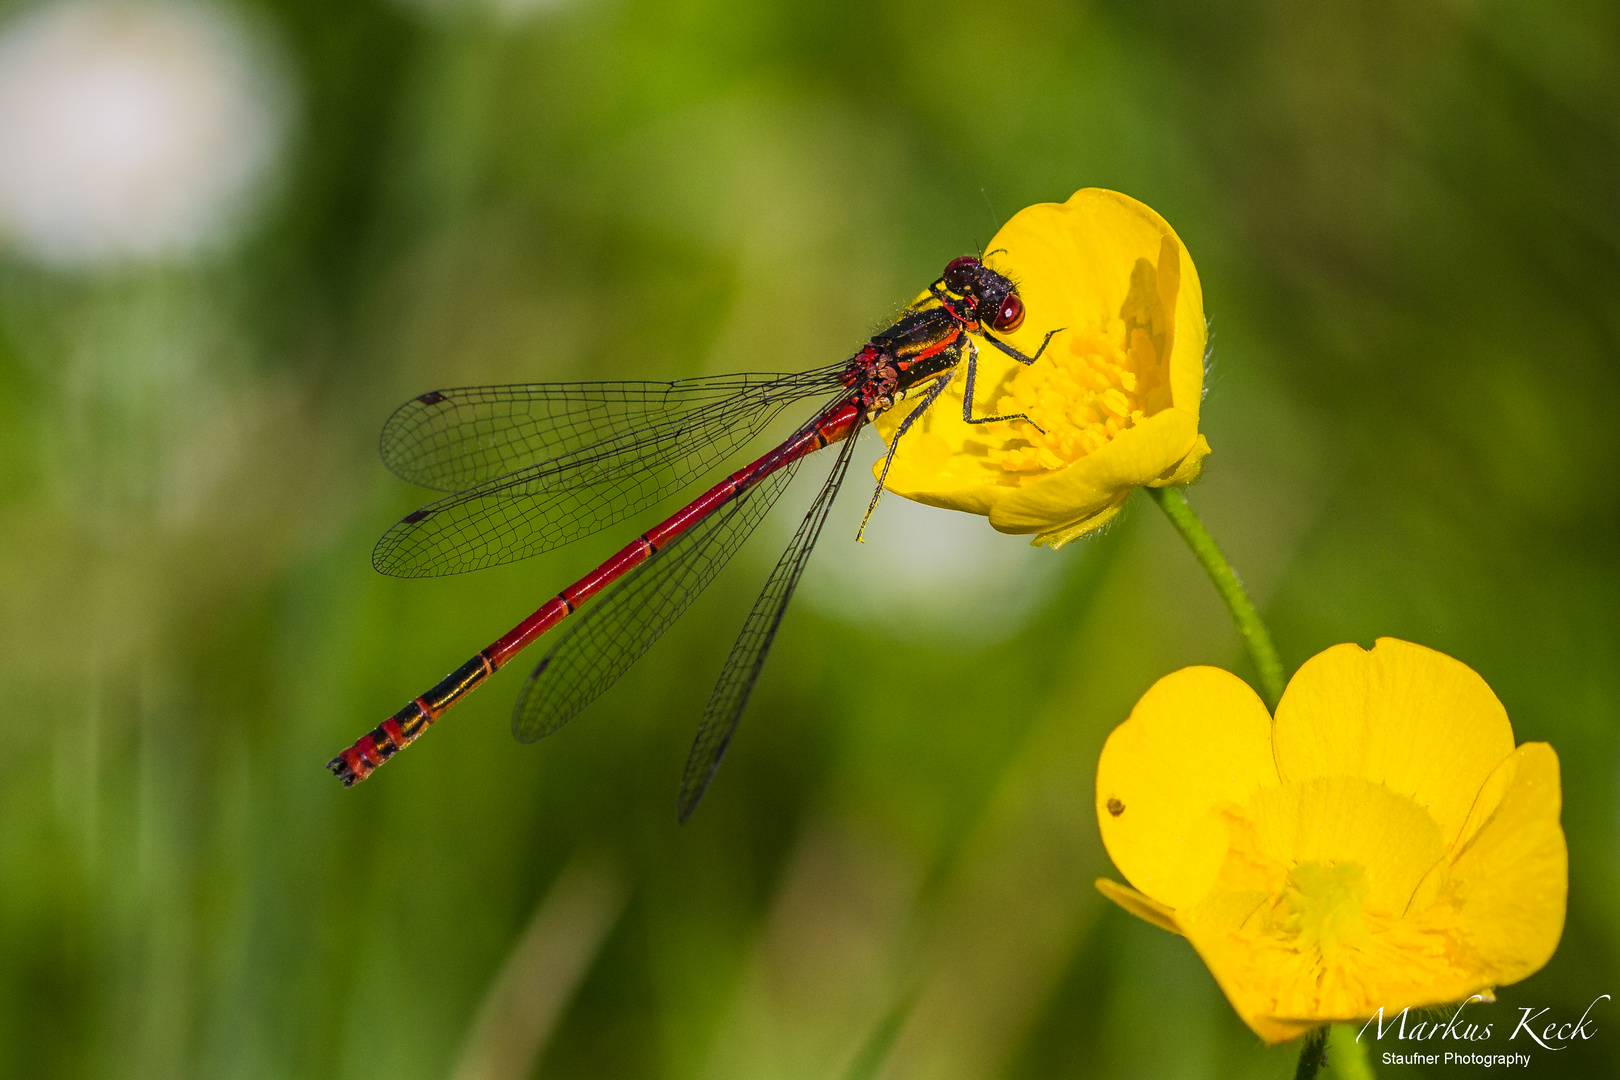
left=1106, top=797, right=1125, bottom=816
left=417, top=391, right=447, bottom=405
left=404, top=509, right=432, bottom=524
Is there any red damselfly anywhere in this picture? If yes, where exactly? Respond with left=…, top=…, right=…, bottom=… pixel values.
left=329, top=256, right=1060, bottom=819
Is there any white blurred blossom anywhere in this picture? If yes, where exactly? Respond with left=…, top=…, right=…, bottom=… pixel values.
left=0, top=0, right=292, bottom=266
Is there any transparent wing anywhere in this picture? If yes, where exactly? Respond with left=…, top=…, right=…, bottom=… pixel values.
left=677, top=427, right=861, bottom=822
left=372, top=368, right=845, bottom=578
left=510, top=458, right=806, bottom=743
left=381, top=368, right=843, bottom=492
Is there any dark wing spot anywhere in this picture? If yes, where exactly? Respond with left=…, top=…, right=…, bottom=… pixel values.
left=416, top=391, right=447, bottom=405
left=404, top=509, right=432, bottom=524
left=1106, top=797, right=1125, bottom=817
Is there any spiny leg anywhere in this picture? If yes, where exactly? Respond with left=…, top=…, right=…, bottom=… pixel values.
left=960, top=338, right=1045, bottom=432
left=985, top=325, right=1063, bottom=366
left=856, top=370, right=954, bottom=543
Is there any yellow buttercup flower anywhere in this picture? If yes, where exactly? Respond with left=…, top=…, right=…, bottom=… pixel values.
left=1094, top=638, right=1566, bottom=1044
left=873, top=188, right=1210, bottom=548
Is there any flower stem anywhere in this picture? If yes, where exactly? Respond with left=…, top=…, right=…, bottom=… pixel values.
left=1328, top=1022, right=1375, bottom=1080
left=1293, top=1027, right=1329, bottom=1080
left=1146, top=486, right=1286, bottom=708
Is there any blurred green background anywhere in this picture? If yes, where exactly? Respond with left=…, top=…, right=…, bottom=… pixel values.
left=0, top=0, right=1615, bottom=1078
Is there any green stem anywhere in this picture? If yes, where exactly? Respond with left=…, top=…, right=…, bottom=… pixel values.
left=1146, top=486, right=1286, bottom=708
left=1327, top=1022, right=1375, bottom=1080
left=1293, top=1027, right=1328, bottom=1080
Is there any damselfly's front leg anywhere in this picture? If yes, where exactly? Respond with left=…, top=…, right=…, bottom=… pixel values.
left=984, top=325, right=1063, bottom=366
left=960, top=338, right=1046, bottom=432
left=856, top=363, right=956, bottom=542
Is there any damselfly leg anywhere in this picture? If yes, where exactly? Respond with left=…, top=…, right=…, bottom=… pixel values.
left=856, top=368, right=955, bottom=543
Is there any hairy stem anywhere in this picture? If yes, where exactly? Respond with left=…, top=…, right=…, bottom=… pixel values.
left=1328, top=1022, right=1375, bottom=1079
left=1293, top=1026, right=1329, bottom=1080
left=1146, top=486, right=1286, bottom=708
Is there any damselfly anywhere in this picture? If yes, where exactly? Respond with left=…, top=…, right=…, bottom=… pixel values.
left=329, top=256, right=1060, bottom=819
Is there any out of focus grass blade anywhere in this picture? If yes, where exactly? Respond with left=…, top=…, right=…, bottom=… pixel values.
left=840, top=992, right=917, bottom=1080
left=449, top=851, right=629, bottom=1080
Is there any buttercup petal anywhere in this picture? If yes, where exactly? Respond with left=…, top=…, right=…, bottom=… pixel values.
left=1178, top=924, right=1331, bottom=1044
left=1095, top=666, right=1278, bottom=910
left=1031, top=502, right=1128, bottom=550
left=1094, top=878, right=1180, bottom=935
left=983, top=191, right=1205, bottom=423
left=1446, top=743, right=1567, bottom=985
left=1181, top=908, right=1480, bottom=1042
left=990, top=407, right=1199, bottom=536
left=1272, top=639, right=1516, bottom=847
left=869, top=424, right=1004, bottom=517
left=1157, top=434, right=1210, bottom=487
left=1246, top=776, right=1446, bottom=915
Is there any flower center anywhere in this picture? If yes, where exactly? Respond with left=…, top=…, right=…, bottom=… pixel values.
left=984, top=254, right=1175, bottom=475
left=1264, top=860, right=1371, bottom=957
left=982, top=323, right=1150, bottom=474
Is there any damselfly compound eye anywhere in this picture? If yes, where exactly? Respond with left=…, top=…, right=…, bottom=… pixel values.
left=943, top=255, right=980, bottom=293
left=992, top=293, right=1025, bottom=332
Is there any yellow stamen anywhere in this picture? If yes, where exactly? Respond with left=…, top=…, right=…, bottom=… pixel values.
left=984, top=309, right=1167, bottom=476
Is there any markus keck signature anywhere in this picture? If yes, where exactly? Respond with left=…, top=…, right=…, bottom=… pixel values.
left=1356, top=994, right=1610, bottom=1067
